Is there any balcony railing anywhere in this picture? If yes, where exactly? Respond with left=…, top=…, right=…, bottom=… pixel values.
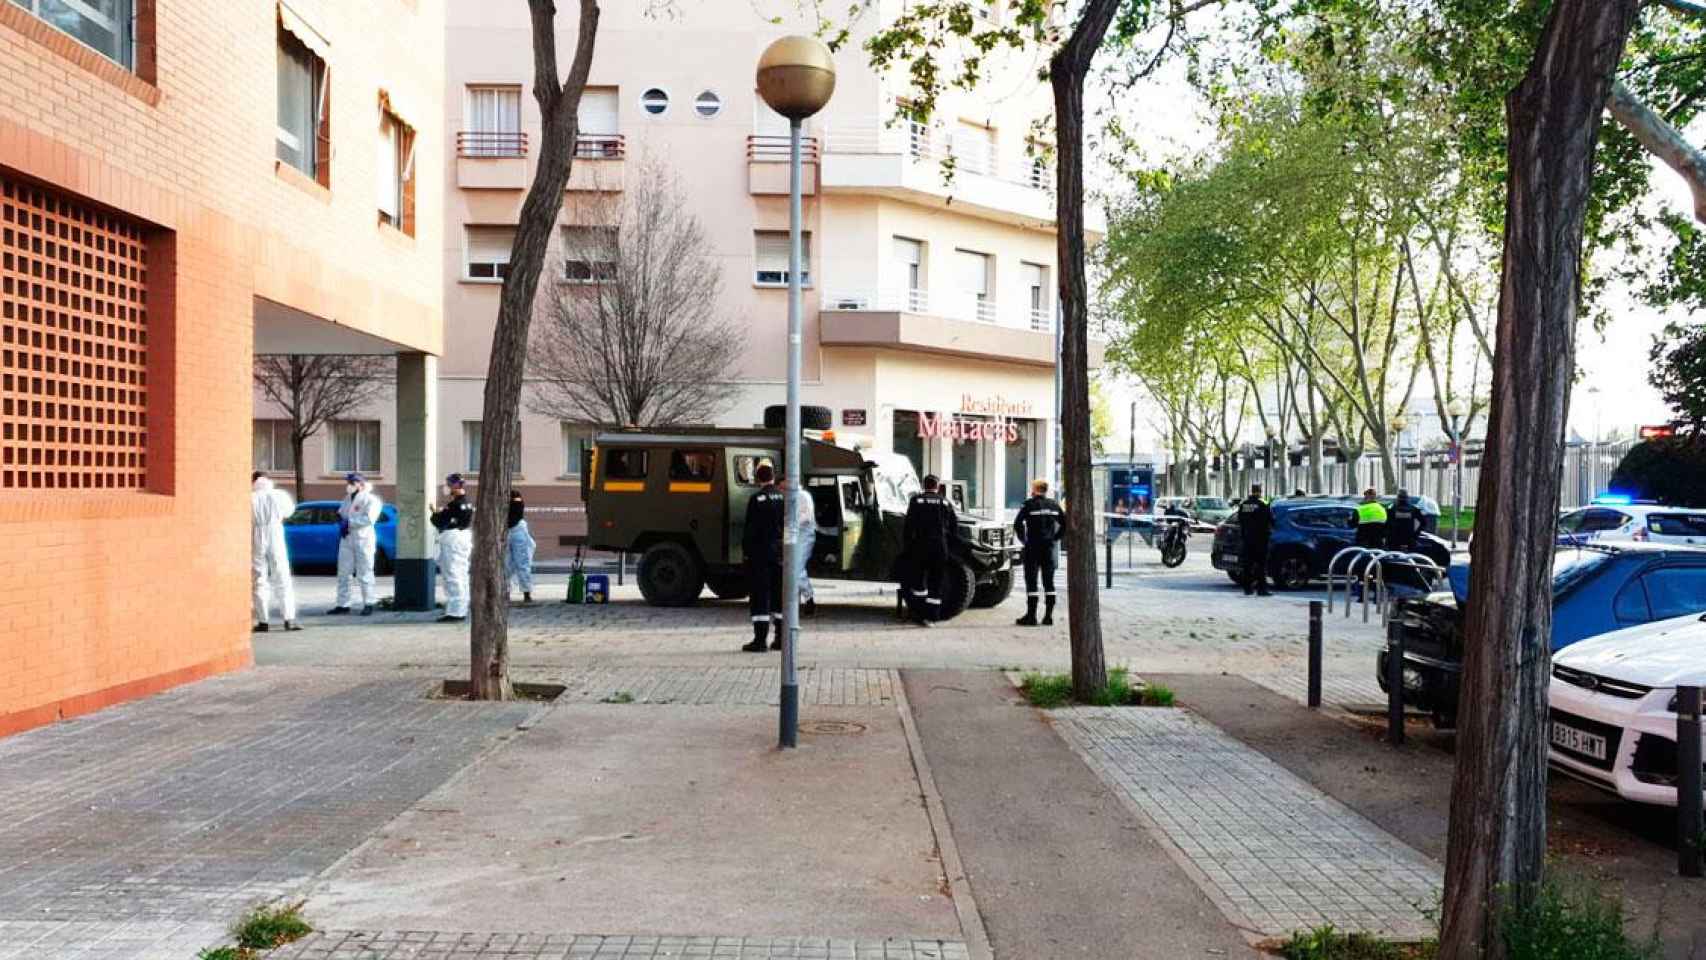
left=458, top=130, right=528, bottom=158
left=573, top=134, right=626, bottom=159
left=821, top=118, right=1051, bottom=191
left=1028, top=307, right=1051, bottom=332
left=747, top=134, right=821, bottom=162
left=825, top=288, right=1052, bottom=332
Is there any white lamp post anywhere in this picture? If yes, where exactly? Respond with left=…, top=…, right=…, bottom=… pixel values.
left=1446, top=399, right=1466, bottom=548
left=757, top=36, right=835, bottom=749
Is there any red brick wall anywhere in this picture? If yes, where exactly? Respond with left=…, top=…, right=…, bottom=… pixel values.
left=0, top=0, right=443, bottom=734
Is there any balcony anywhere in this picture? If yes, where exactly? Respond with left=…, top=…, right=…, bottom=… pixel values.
left=567, top=134, right=625, bottom=192
left=456, top=131, right=529, bottom=190
left=820, top=288, right=1099, bottom=368
left=818, top=119, right=1106, bottom=233
left=747, top=135, right=820, bottom=195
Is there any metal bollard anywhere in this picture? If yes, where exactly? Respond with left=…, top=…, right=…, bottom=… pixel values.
left=1385, top=617, right=1405, bottom=746
left=1679, top=684, right=1702, bottom=879
left=1307, top=601, right=1323, bottom=709
left=617, top=551, right=625, bottom=586
left=1105, top=533, right=1113, bottom=589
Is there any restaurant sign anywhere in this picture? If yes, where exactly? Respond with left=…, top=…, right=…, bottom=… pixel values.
left=917, top=412, right=1021, bottom=443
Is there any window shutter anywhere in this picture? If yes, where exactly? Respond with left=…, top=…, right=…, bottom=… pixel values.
left=377, top=115, right=400, bottom=220
left=894, top=237, right=922, bottom=266
left=956, top=250, right=989, bottom=295
left=467, top=226, right=516, bottom=265
left=755, top=231, right=810, bottom=281
left=580, top=88, right=619, bottom=136
left=953, top=121, right=995, bottom=174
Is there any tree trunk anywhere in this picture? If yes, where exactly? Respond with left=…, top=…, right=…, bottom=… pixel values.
left=1050, top=0, right=1120, bottom=702
left=291, top=434, right=306, bottom=503
left=469, top=0, right=602, bottom=701
left=1307, top=433, right=1325, bottom=494
left=1437, top=3, right=1640, bottom=956
left=1607, top=81, right=1706, bottom=225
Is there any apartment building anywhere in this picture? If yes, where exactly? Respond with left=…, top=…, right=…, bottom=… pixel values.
left=2, top=0, right=445, bottom=734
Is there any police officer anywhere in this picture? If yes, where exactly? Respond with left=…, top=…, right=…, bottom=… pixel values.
left=1384, top=489, right=1421, bottom=552
left=1013, top=478, right=1064, bottom=626
left=431, top=474, right=475, bottom=623
left=904, top=474, right=957, bottom=627
left=741, top=463, right=785, bottom=652
left=1355, top=487, right=1388, bottom=548
left=1237, top=482, right=1274, bottom=597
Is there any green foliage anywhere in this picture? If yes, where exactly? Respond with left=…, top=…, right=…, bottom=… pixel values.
left=1018, top=668, right=1173, bottom=707
left=1277, top=925, right=1431, bottom=960
left=197, top=950, right=242, bottom=960
left=231, top=904, right=312, bottom=951
left=1140, top=682, right=1176, bottom=707
left=1019, top=671, right=1074, bottom=707
left=1648, top=321, right=1706, bottom=432
left=1608, top=437, right=1706, bottom=508
left=1500, top=875, right=1659, bottom=960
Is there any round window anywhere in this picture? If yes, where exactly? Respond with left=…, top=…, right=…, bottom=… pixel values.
left=640, top=88, right=669, bottom=116
left=694, top=90, right=722, bottom=119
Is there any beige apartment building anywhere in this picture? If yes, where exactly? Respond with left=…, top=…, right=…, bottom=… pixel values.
left=272, top=1, right=1098, bottom=555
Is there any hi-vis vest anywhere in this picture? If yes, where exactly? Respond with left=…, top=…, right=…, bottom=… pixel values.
left=1356, top=501, right=1388, bottom=525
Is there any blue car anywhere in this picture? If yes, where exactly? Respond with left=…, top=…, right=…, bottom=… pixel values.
left=1378, top=543, right=1706, bottom=726
left=1211, top=497, right=1452, bottom=590
left=282, top=500, right=398, bottom=574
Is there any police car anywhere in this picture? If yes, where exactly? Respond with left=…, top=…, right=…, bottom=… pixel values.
left=1558, top=495, right=1706, bottom=547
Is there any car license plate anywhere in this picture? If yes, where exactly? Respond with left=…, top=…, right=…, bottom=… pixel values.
left=1551, top=721, right=1607, bottom=761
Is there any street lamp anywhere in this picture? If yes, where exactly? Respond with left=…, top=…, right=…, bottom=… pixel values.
left=1445, top=399, right=1466, bottom=548
left=757, top=36, right=835, bottom=750
left=1264, top=424, right=1277, bottom=494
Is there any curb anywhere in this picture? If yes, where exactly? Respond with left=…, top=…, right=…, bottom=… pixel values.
left=892, top=671, right=995, bottom=960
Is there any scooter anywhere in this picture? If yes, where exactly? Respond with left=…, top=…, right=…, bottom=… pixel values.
left=1156, top=515, right=1190, bottom=568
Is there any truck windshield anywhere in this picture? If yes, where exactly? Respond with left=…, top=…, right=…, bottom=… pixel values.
left=866, top=453, right=922, bottom=513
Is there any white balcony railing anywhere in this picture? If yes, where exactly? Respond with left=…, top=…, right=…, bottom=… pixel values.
left=821, top=118, right=1051, bottom=192
left=1028, top=307, right=1051, bottom=332
left=825, top=288, right=1053, bottom=333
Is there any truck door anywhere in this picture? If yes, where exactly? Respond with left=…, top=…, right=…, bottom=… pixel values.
left=666, top=447, right=723, bottom=565
left=836, top=475, right=866, bottom=573
left=725, top=448, right=779, bottom=566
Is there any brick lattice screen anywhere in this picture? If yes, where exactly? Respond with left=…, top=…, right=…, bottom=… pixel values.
left=0, top=173, right=150, bottom=490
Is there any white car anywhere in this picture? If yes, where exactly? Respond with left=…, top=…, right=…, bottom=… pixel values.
left=1558, top=500, right=1706, bottom=546
left=1548, top=612, right=1706, bottom=806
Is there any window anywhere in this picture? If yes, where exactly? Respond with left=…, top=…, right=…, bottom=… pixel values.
left=377, top=110, right=416, bottom=235
left=955, top=249, right=992, bottom=320
left=640, top=87, right=669, bottom=116
left=1557, top=509, right=1588, bottom=535
left=465, top=226, right=515, bottom=281
left=1638, top=566, right=1706, bottom=620
left=463, top=419, right=521, bottom=475
left=1023, top=261, right=1049, bottom=329
left=1293, top=507, right=1356, bottom=530
left=576, top=86, right=622, bottom=157
left=562, top=226, right=618, bottom=283
left=1581, top=509, right=1631, bottom=533
left=11, top=0, right=133, bottom=69
left=694, top=90, right=722, bottom=118
left=952, top=121, right=996, bottom=175
left=253, top=420, right=295, bottom=473
left=331, top=421, right=380, bottom=474
left=604, top=448, right=649, bottom=480
left=1, top=174, right=151, bottom=490
left=561, top=424, right=588, bottom=477
left=464, top=84, right=523, bottom=157
left=1648, top=513, right=1706, bottom=536
left=277, top=27, right=330, bottom=186
left=894, top=237, right=925, bottom=310
left=669, top=450, right=716, bottom=481
left=1613, top=579, right=1651, bottom=625
left=733, top=454, right=775, bottom=486
left=755, top=230, right=812, bottom=286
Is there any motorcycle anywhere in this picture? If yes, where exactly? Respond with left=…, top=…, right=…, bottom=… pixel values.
left=1155, top=514, right=1190, bottom=568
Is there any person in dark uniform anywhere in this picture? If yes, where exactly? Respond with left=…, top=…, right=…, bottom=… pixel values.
left=1384, top=490, right=1421, bottom=552
left=430, top=474, right=476, bottom=622
left=740, top=463, right=785, bottom=652
left=904, top=474, right=957, bottom=627
left=1236, top=483, right=1274, bottom=597
left=1013, top=478, right=1064, bottom=626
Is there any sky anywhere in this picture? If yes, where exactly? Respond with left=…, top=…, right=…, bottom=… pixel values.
left=1092, top=61, right=1699, bottom=456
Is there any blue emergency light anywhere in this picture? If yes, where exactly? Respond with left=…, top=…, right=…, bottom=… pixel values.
left=1591, top=493, right=1633, bottom=506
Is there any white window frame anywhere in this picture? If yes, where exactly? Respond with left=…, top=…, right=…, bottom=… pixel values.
left=13, top=0, right=135, bottom=69
left=329, top=420, right=381, bottom=475
left=253, top=419, right=295, bottom=473
left=276, top=29, right=328, bottom=178
left=639, top=86, right=670, bottom=117
left=464, top=84, right=524, bottom=156
left=693, top=90, right=722, bottom=119
left=562, top=226, right=618, bottom=284
left=377, top=111, right=407, bottom=227
left=464, top=225, right=516, bottom=283
left=561, top=423, right=588, bottom=479
left=754, top=230, right=812, bottom=288
left=464, top=419, right=522, bottom=476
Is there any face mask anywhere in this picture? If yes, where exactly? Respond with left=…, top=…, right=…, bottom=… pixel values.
left=346, top=483, right=358, bottom=494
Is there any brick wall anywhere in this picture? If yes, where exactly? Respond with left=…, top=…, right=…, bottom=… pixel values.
left=0, top=0, right=445, bottom=734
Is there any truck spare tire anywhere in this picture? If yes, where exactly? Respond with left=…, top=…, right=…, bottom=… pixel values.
left=764, top=404, right=833, bottom=431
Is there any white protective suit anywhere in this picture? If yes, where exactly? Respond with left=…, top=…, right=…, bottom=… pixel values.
left=793, top=486, right=817, bottom=603
left=336, top=484, right=383, bottom=608
left=506, top=520, right=536, bottom=597
left=251, top=477, right=297, bottom=623
left=436, top=527, right=472, bottom=617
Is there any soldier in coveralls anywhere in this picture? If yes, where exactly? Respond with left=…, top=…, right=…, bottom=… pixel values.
left=1012, top=478, right=1064, bottom=626
left=741, top=463, right=786, bottom=652
left=904, top=474, right=957, bottom=627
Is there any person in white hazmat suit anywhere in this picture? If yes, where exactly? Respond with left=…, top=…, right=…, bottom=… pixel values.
left=250, top=472, right=301, bottom=632
left=432, top=473, right=474, bottom=622
left=781, top=478, right=818, bottom=617
left=505, top=489, right=536, bottom=603
left=330, top=471, right=382, bottom=616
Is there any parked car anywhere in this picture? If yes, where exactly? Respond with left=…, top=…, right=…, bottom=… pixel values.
left=1330, top=493, right=1443, bottom=535
left=1378, top=544, right=1706, bottom=726
left=1211, top=498, right=1451, bottom=590
left=1549, top=611, right=1706, bottom=807
left=283, top=500, right=398, bottom=574
left=1557, top=498, right=1706, bottom=547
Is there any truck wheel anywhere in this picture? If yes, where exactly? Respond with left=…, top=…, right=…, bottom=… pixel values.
left=705, top=573, right=749, bottom=601
left=637, top=541, right=705, bottom=606
left=969, top=569, right=1014, bottom=609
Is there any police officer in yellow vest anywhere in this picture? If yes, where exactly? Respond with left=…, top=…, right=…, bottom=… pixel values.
left=1355, top=488, right=1387, bottom=548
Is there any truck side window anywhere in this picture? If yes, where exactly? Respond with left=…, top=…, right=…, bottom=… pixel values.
left=606, top=449, right=649, bottom=480
left=669, top=450, right=715, bottom=481
left=733, top=455, right=774, bottom=486
left=842, top=482, right=863, bottom=510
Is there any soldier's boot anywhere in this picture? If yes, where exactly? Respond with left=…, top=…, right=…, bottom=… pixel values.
left=769, top=617, right=783, bottom=651
left=1015, top=597, right=1039, bottom=626
left=1041, top=596, right=1056, bottom=626
left=742, top=621, right=769, bottom=653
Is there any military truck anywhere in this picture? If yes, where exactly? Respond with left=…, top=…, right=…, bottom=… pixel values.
left=582, top=421, right=1019, bottom=621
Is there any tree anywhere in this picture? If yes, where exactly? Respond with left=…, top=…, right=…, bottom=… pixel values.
left=469, top=0, right=602, bottom=701
left=1648, top=320, right=1706, bottom=432
left=1088, top=378, right=1116, bottom=456
left=1439, top=2, right=1642, bottom=956
left=530, top=159, right=747, bottom=427
left=253, top=354, right=393, bottom=501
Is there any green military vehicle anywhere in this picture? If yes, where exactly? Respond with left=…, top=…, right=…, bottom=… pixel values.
left=582, top=421, right=1019, bottom=621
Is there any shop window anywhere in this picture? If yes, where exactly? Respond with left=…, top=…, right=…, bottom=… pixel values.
left=669, top=450, right=716, bottom=481
left=253, top=420, right=296, bottom=472
left=465, top=225, right=515, bottom=281
left=331, top=420, right=380, bottom=474
left=378, top=108, right=417, bottom=236
left=605, top=448, right=649, bottom=480
left=12, top=0, right=135, bottom=70
left=277, top=26, right=330, bottom=186
left=755, top=230, right=812, bottom=286
left=1, top=174, right=151, bottom=490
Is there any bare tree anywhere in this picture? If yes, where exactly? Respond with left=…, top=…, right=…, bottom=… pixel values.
left=530, top=158, right=747, bottom=427
left=469, top=0, right=602, bottom=701
left=253, top=355, right=393, bottom=501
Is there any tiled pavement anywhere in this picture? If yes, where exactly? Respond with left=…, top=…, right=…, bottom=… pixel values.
left=540, top=666, right=897, bottom=706
left=268, top=932, right=970, bottom=959
left=1051, top=707, right=1441, bottom=939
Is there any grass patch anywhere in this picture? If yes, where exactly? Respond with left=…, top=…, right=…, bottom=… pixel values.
left=599, top=690, right=635, bottom=704
left=197, top=950, right=242, bottom=960
left=1272, top=925, right=1433, bottom=959
left=232, top=902, right=312, bottom=952
left=1018, top=668, right=1174, bottom=708
left=1502, top=875, right=1659, bottom=960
